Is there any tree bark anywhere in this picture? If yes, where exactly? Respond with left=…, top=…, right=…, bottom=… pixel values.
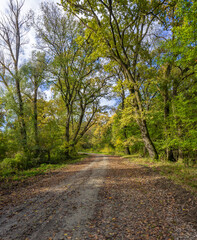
left=33, top=85, right=39, bottom=157
left=47, top=150, right=50, bottom=162
left=123, top=127, right=130, bottom=155
left=124, top=146, right=131, bottom=155
left=137, top=118, right=158, bottom=159
left=120, top=84, right=131, bottom=155
left=15, top=74, right=28, bottom=151
left=143, top=146, right=147, bottom=157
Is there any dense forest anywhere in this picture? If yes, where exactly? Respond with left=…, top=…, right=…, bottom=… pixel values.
left=0, top=0, right=196, bottom=176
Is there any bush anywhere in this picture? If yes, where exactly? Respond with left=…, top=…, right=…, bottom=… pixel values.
left=50, top=147, right=69, bottom=163
left=1, top=158, right=21, bottom=171
left=0, top=153, right=28, bottom=171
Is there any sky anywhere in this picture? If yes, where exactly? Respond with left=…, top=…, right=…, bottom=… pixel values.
left=0, top=0, right=60, bottom=13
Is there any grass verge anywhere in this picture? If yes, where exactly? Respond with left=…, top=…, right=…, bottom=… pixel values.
left=123, top=154, right=197, bottom=192
left=0, top=154, right=87, bottom=182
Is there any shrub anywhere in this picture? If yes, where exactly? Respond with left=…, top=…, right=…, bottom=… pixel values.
left=0, top=153, right=28, bottom=171
left=1, top=158, right=21, bottom=171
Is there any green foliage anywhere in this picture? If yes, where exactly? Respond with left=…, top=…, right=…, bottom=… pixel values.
left=174, top=0, right=197, bottom=65
left=0, top=154, right=86, bottom=181
left=0, top=132, right=7, bottom=160
left=0, top=153, right=27, bottom=175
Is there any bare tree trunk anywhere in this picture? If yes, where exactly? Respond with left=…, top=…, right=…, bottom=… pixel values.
left=16, top=74, right=28, bottom=151
left=120, top=84, right=131, bottom=155
left=47, top=150, right=50, bottom=162
left=65, top=104, right=71, bottom=158
left=33, top=86, right=39, bottom=157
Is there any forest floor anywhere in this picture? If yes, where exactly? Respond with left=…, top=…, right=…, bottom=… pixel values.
left=0, top=154, right=197, bottom=240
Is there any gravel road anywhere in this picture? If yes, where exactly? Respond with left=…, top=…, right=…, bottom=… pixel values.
left=0, top=154, right=197, bottom=240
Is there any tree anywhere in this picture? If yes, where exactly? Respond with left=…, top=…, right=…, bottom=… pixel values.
left=36, top=2, right=108, bottom=156
left=153, top=0, right=197, bottom=161
left=0, top=0, right=33, bottom=151
left=0, top=98, right=7, bottom=160
left=61, top=0, right=168, bottom=159
left=111, top=66, right=131, bottom=155
left=20, top=51, right=47, bottom=157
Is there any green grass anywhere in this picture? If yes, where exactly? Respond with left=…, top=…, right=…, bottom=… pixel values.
left=124, top=154, right=197, bottom=192
left=0, top=154, right=87, bottom=182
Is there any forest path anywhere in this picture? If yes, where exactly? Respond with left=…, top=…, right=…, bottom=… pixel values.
left=0, top=154, right=197, bottom=239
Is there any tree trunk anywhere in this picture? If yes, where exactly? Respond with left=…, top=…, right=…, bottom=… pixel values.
left=65, top=147, right=70, bottom=159
left=33, top=86, right=39, bottom=157
left=121, top=89, right=131, bottom=155
left=167, top=148, right=176, bottom=162
left=143, top=146, right=147, bottom=157
left=123, top=127, right=130, bottom=155
left=124, top=146, right=130, bottom=155
left=65, top=106, right=71, bottom=158
left=47, top=150, right=50, bottom=162
left=16, top=74, right=28, bottom=151
left=137, top=118, right=158, bottom=159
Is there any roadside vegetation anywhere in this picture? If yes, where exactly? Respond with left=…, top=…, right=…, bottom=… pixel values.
left=0, top=154, right=86, bottom=182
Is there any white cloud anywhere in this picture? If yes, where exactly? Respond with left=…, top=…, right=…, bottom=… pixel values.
left=100, top=98, right=116, bottom=107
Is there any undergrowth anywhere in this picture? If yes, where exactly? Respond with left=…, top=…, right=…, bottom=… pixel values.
left=0, top=154, right=87, bottom=182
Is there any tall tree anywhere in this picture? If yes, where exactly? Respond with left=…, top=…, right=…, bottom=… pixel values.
left=20, top=51, right=47, bottom=157
left=36, top=2, right=108, bottom=156
left=154, top=0, right=197, bottom=161
left=112, top=66, right=131, bottom=155
left=0, top=0, right=33, bottom=151
left=61, top=0, right=168, bottom=159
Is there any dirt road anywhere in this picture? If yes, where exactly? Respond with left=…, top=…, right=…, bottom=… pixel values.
left=0, top=155, right=197, bottom=240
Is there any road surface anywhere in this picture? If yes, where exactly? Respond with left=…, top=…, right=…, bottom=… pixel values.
left=0, top=154, right=197, bottom=239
